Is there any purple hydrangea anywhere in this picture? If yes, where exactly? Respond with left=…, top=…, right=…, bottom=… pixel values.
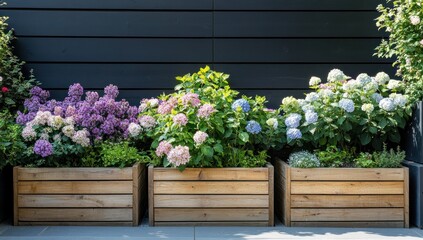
left=245, top=120, right=262, bottom=134
left=33, top=139, right=53, bottom=157
left=232, top=99, right=250, bottom=112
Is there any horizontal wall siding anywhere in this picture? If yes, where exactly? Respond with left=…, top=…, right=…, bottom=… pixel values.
left=1, top=0, right=391, bottom=108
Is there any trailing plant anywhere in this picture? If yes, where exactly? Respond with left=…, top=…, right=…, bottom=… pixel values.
left=288, top=150, right=320, bottom=168
left=376, top=0, right=423, bottom=103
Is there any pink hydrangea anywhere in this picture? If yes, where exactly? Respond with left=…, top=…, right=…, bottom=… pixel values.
left=181, top=93, right=201, bottom=107
left=193, top=131, right=208, bottom=145
left=197, top=104, right=216, bottom=119
left=173, top=113, right=188, bottom=126
left=167, top=145, right=191, bottom=167
left=139, top=115, right=156, bottom=129
left=22, top=125, right=36, bottom=141
left=157, top=102, right=174, bottom=115
left=128, top=123, right=142, bottom=137
left=71, top=129, right=90, bottom=147
left=156, top=140, right=173, bottom=157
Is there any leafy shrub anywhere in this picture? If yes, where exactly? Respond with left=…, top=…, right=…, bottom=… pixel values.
left=0, top=110, right=26, bottom=169
left=99, top=141, right=148, bottom=168
left=288, top=151, right=320, bottom=168
left=376, top=0, right=423, bottom=103
left=355, top=145, right=405, bottom=168
left=315, top=145, right=354, bottom=168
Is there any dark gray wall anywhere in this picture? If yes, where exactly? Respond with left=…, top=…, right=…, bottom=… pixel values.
left=1, top=0, right=392, bottom=108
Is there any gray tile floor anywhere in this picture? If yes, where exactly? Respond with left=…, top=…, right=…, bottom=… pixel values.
left=1, top=219, right=422, bottom=240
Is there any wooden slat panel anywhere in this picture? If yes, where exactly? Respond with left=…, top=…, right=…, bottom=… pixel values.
left=155, top=221, right=269, bottom=226
left=404, top=168, right=410, bottom=228
left=291, top=221, right=405, bottom=228
left=18, top=195, right=133, bottom=208
left=154, top=195, right=269, bottom=208
left=132, top=163, right=140, bottom=226
left=155, top=208, right=269, bottom=222
left=214, top=39, right=388, bottom=63
left=17, top=221, right=133, bottom=226
left=153, top=167, right=268, bottom=181
left=268, top=163, right=274, bottom=226
left=148, top=165, right=154, bottom=226
left=291, top=208, right=404, bottom=222
left=291, top=181, right=404, bottom=195
left=19, top=208, right=132, bottom=222
left=17, top=167, right=133, bottom=180
left=291, top=195, right=404, bottom=208
left=4, top=0, right=213, bottom=10
left=214, top=0, right=382, bottom=10
left=18, top=181, right=133, bottom=194
left=3, top=10, right=212, bottom=37
left=215, top=12, right=383, bottom=37
left=154, top=181, right=268, bottom=194
left=290, top=168, right=405, bottom=181
left=16, top=38, right=213, bottom=62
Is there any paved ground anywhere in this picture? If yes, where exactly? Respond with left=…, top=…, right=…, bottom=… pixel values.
left=1, top=220, right=422, bottom=240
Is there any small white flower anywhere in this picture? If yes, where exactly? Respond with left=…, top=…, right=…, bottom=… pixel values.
left=305, top=92, right=319, bottom=102
left=361, top=103, right=374, bottom=114
left=387, top=80, right=402, bottom=90
left=309, top=76, right=321, bottom=86
left=319, top=89, right=334, bottom=98
left=410, top=15, right=421, bottom=25
left=266, top=118, right=278, bottom=130
left=148, top=99, right=159, bottom=107
left=375, top=72, right=390, bottom=85
left=379, top=98, right=396, bottom=111
left=356, top=73, right=372, bottom=85
left=0, top=76, right=3, bottom=83
left=327, top=69, right=348, bottom=82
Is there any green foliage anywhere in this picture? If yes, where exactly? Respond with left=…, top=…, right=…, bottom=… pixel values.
left=355, top=145, right=406, bottom=168
left=0, top=110, right=26, bottom=169
left=315, top=146, right=355, bottom=168
left=288, top=150, right=320, bottom=168
left=0, top=17, right=38, bottom=112
left=376, top=0, right=423, bottom=102
left=98, top=141, right=147, bottom=168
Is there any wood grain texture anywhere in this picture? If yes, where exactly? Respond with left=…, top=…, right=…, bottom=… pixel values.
left=291, top=208, right=404, bottom=222
left=148, top=165, right=154, bottom=226
left=290, top=195, right=405, bottom=208
left=290, top=221, right=405, bottom=228
left=17, top=181, right=133, bottom=194
left=19, top=208, right=133, bottom=222
left=18, top=195, right=133, bottom=208
left=154, top=181, right=268, bottom=194
left=17, top=167, right=133, bottom=180
left=268, top=163, right=274, bottom=226
left=290, top=168, right=405, bottom=181
left=154, top=221, right=269, bottom=227
left=17, top=221, right=134, bottom=226
left=404, top=167, right=410, bottom=228
left=155, top=208, right=269, bottom=222
left=132, top=163, right=140, bottom=226
left=290, top=181, right=404, bottom=195
left=153, top=167, right=268, bottom=181
left=154, top=195, right=269, bottom=208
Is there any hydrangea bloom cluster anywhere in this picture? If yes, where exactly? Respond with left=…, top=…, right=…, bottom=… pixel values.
left=181, top=93, right=201, bottom=107
left=288, top=151, right=320, bottom=168
left=139, top=115, right=156, bottom=129
left=338, top=99, right=355, bottom=113
left=231, top=99, right=250, bottom=112
left=327, top=69, right=348, bottom=82
left=197, top=104, right=216, bottom=119
left=167, top=145, right=191, bottom=167
left=33, top=139, right=53, bottom=158
left=266, top=118, right=278, bottom=130
left=193, top=131, right=208, bottom=145
left=155, top=140, right=173, bottom=157
left=287, top=128, right=302, bottom=141
left=173, top=113, right=188, bottom=126
left=245, top=120, right=262, bottom=134
left=284, top=113, right=302, bottom=128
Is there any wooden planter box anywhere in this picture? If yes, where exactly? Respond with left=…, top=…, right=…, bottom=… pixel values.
left=148, top=163, right=274, bottom=226
left=275, top=159, right=409, bottom=228
left=13, top=163, right=147, bottom=226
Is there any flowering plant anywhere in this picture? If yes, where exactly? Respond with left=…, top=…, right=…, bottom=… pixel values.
left=0, top=110, right=26, bottom=169
left=0, top=17, right=38, bottom=112
left=141, top=66, right=284, bottom=170
left=376, top=0, right=423, bottom=102
left=280, top=69, right=412, bottom=151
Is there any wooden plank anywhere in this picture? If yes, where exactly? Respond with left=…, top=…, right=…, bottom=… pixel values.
left=290, top=221, right=405, bottom=228
left=290, top=181, right=404, bottom=195
left=154, top=195, right=269, bottom=208
left=4, top=0, right=213, bottom=10
left=290, top=168, right=405, bottom=181
left=154, top=208, right=269, bottom=222
left=4, top=10, right=212, bottom=37
left=18, top=181, right=133, bottom=194
left=154, top=221, right=269, bottom=226
left=214, top=0, right=381, bottom=10
left=283, top=161, right=291, bottom=226
left=215, top=12, right=383, bottom=37
left=18, top=195, right=133, bottom=208
left=18, top=208, right=132, bottom=222
left=17, top=167, right=133, bottom=180
left=214, top=39, right=390, bottom=63
left=290, top=195, right=405, bottom=208
left=17, top=221, right=133, bottom=226
left=291, top=208, right=404, bottom=222
left=153, top=167, right=268, bottom=181
left=148, top=165, right=154, bottom=226
left=404, top=168, right=410, bottom=228
left=16, top=38, right=213, bottom=62
left=154, top=181, right=268, bottom=194
left=132, top=163, right=140, bottom=226
left=13, top=167, right=18, bottom=226
left=268, top=163, right=274, bottom=226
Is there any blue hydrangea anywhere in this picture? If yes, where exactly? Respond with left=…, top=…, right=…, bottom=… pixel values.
left=232, top=99, right=250, bottom=112
left=371, top=93, right=383, bottom=103
left=245, top=120, right=262, bottom=134
left=287, top=128, right=302, bottom=141
left=356, top=73, right=372, bottom=85
left=305, top=111, right=318, bottom=124
left=305, top=92, right=319, bottom=102
left=284, top=113, right=302, bottom=128
left=301, top=104, right=315, bottom=112
left=338, top=99, right=355, bottom=113
left=379, top=98, right=395, bottom=111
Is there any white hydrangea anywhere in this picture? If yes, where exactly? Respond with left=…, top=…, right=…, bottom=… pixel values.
left=62, top=125, right=76, bottom=138
left=364, top=81, right=379, bottom=91
left=64, top=116, right=75, bottom=126
left=266, top=118, right=278, bottom=130
left=379, top=98, right=396, bottom=111
left=387, top=80, right=402, bottom=90
left=21, top=125, right=36, bottom=141
left=338, top=99, right=355, bottom=113
left=356, top=73, right=372, bottom=85
left=309, top=76, right=321, bottom=86
left=297, top=99, right=307, bottom=107
left=327, top=69, right=348, bottom=82
left=319, top=89, right=334, bottom=98
left=390, top=93, right=408, bottom=107
left=361, top=103, right=375, bottom=114
left=148, top=98, right=159, bottom=107
left=305, top=92, right=319, bottom=102
left=410, top=15, right=421, bottom=25
left=342, top=79, right=361, bottom=91
left=33, top=111, right=52, bottom=125
left=47, top=115, right=64, bottom=130
left=375, top=72, right=390, bottom=85
left=302, top=104, right=315, bottom=112
left=128, top=123, right=142, bottom=137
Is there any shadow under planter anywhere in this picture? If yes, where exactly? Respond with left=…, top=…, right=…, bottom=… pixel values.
left=275, top=159, right=409, bottom=228
left=148, top=163, right=274, bottom=226
left=13, top=163, right=147, bottom=226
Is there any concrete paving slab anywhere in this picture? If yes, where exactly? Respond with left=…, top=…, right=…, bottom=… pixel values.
left=0, top=226, right=47, bottom=237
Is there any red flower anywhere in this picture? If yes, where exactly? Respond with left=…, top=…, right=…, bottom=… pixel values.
left=1, top=87, right=9, bottom=93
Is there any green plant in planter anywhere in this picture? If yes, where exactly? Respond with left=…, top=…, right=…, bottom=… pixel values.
left=376, top=0, right=423, bottom=103
left=280, top=69, right=412, bottom=152
left=315, top=145, right=355, bottom=168
left=140, top=66, right=285, bottom=170
left=0, top=110, right=26, bottom=169
left=355, top=145, right=406, bottom=168
left=288, top=151, right=320, bottom=168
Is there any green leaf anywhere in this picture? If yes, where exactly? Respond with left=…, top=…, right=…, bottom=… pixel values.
left=213, top=143, right=224, bottom=153
left=201, top=146, right=214, bottom=158
left=360, top=133, right=371, bottom=145
left=389, top=131, right=401, bottom=143
left=369, top=126, right=378, bottom=134
left=239, top=132, right=249, bottom=143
